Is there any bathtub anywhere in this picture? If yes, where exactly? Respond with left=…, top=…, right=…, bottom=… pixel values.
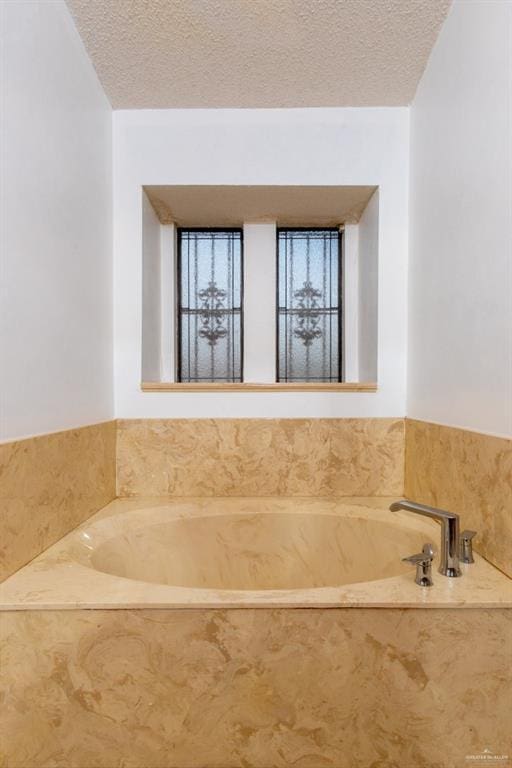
left=1, top=498, right=511, bottom=768
left=1, top=496, right=510, bottom=608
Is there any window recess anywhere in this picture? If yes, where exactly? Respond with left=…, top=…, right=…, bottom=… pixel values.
left=277, top=228, right=342, bottom=383
left=177, top=229, right=243, bottom=383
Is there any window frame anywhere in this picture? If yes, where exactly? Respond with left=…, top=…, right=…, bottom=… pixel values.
left=176, top=226, right=244, bottom=384
left=275, top=226, right=343, bottom=384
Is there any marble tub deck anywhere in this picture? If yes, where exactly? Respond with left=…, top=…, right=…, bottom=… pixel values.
left=1, top=497, right=511, bottom=610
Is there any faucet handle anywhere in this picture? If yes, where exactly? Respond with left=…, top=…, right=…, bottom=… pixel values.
left=402, top=543, right=435, bottom=587
left=460, top=530, right=477, bottom=564
left=402, top=542, right=435, bottom=564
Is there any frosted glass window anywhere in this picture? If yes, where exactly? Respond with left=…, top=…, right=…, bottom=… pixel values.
left=178, top=229, right=243, bottom=382
left=277, top=229, right=342, bottom=382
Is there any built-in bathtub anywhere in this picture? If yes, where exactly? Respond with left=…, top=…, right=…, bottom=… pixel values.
left=2, top=497, right=510, bottom=609
left=1, top=498, right=511, bottom=767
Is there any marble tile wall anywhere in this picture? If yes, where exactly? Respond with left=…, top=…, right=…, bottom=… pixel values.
left=116, top=418, right=405, bottom=497
left=405, top=419, right=512, bottom=578
left=1, top=607, right=510, bottom=768
left=0, top=421, right=116, bottom=582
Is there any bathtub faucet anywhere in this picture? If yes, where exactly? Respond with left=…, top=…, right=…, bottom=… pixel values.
left=389, top=499, right=462, bottom=577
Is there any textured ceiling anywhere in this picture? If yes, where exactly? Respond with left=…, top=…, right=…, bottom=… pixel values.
left=144, top=185, right=378, bottom=226
left=66, top=0, right=451, bottom=109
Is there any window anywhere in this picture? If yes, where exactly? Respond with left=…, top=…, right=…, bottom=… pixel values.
left=177, top=229, right=243, bottom=382
left=277, top=228, right=342, bottom=382
left=141, top=186, right=380, bottom=390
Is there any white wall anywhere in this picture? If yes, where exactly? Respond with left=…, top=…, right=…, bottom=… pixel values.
left=159, top=223, right=176, bottom=382
left=408, top=0, right=512, bottom=438
left=114, top=108, right=409, bottom=417
left=0, top=0, right=113, bottom=441
left=358, top=189, right=379, bottom=382
left=141, top=192, right=161, bottom=381
left=141, top=203, right=176, bottom=382
left=342, top=224, right=360, bottom=382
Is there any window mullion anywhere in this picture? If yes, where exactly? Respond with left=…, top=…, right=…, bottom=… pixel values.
left=243, top=221, right=277, bottom=383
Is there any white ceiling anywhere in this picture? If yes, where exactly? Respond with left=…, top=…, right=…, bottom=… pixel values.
left=144, top=185, right=378, bottom=226
left=66, top=0, right=451, bottom=110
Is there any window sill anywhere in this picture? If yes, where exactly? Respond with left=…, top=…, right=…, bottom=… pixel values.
left=141, top=382, right=377, bottom=393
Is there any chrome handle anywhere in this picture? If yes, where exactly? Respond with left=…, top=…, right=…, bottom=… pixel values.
left=460, top=529, right=477, bottom=564
left=402, top=543, right=435, bottom=587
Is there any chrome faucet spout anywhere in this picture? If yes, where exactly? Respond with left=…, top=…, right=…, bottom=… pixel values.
left=390, top=499, right=462, bottom=577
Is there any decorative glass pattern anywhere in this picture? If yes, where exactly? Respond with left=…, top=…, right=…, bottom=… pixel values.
left=178, top=230, right=243, bottom=382
left=277, top=229, right=341, bottom=382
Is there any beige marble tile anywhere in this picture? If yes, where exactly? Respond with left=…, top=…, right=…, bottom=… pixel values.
left=116, top=418, right=405, bottom=497
left=1, top=607, right=510, bottom=767
left=405, top=419, right=512, bottom=578
left=2, top=497, right=510, bottom=610
left=0, top=421, right=116, bottom=582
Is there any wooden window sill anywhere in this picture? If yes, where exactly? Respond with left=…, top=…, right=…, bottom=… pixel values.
left=141, top=382, right=377, bottom=393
